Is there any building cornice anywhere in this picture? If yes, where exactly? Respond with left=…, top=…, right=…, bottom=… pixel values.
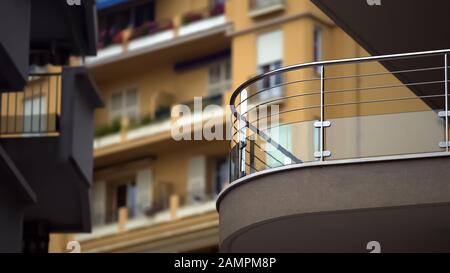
left=226, top=12, right=335, bottom=37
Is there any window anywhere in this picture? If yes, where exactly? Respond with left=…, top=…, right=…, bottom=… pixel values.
left=314, top=27, right=323, bottom=73
left=23, top=96, right=47, bottom=133
left=258, top=61, right=282, bottom=100
left=187, top=156, right=207, bottom=203
left=211, top=0, right=225, bottom=5
left=214, top=158, right=229, bottom=195
left=109, top=88, right=139, bottom=122
left=257, top=30, right=283, bottom=100
left=133, top=2, right=154, bottom=27
left=249, top=0, right=285, bottom=17
left=97, top=1, right=156, bottom=47
left=112, top=181, right=137, bottom=221
left=208, top=59, right=231, bottom=96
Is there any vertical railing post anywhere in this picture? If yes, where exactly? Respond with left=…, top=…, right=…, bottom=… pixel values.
left=320, top=65, right=325, bottom=161
left=445, top=54, right=449, bottom=152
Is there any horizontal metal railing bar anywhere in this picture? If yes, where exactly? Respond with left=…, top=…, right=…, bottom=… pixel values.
left=237, top=91, right=321, bottom=118
left=234, top=81, right=446, bottom=128
left=236, top=66, right=446, bottom=109
left=236, top=77, right=321, bottom=107
left=0, top=73, right=61, bottom=137
left=257, top=106, right=443, bottom=135
left=244, top=148, right=274, bottom=169
left=324, top=79, right=446, bottom=96
left=229, top=49, right=450, bottom=182
left=236, top=79, right=446, bottom=120
left=251, top=140, right=285, bottom=166
left=241, top=159, right=259, bottom=173
left=257, top=119, right=315, bottom=134
left=230, top=49, right=450, bottom=117
left=324, top=94, right=444, bottom=108
left=232, top=103, right=321, bottom=138
left=28, top=72, right=62, bottom=77
left=322, top=65, right=446, bottom=82
left=236, top=94, right=445, bottom=135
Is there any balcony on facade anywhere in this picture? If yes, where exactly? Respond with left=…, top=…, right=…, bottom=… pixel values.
left=0, top=72, right=61, bottom=138
left=86, top=0, right=227, bottom=66
left=93, top=52, right=231, bottom=151
left=94, top=91, right=228, bottom=150
left=0, top=67, right=102, bottom=235
left=248, top=0, right=285, bottom=18
left=76, top=145, right=229, bottom=252
left=218, top=49, right=450, bottom=252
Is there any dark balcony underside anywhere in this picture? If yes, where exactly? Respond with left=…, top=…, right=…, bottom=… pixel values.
left=311, top=0, right=450, bottom=56
left=221, top=203, right=450, bottom=253
left=218, top=154, right=450, bottom=252
left=312, top=0, right=450, bottom=110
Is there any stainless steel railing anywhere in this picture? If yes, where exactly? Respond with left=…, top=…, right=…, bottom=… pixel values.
left=230, top=49, right=450, bottom=182
left=0, top=73, right=61, bottom=137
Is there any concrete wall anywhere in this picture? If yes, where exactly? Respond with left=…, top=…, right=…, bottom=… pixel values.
left=0, top=0, right=30, bottom=90
left=0, top=184, right=24, bottom=253
left=218, top=155, right=450, bottom=249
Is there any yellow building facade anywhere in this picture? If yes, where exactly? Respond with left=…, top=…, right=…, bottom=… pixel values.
left=48, top=0, right=404, bottom=253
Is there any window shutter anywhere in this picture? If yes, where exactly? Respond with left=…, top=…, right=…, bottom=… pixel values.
left=91, top=180, right=106, bottom=226
left=257, top=30, right=283, bottom=66
left=187, top=156, right=207, bottom=203
left=136, top=168, right=153, bottom=217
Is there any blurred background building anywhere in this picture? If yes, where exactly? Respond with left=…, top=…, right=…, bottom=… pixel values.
left=49, top=0, right=365, bottom=253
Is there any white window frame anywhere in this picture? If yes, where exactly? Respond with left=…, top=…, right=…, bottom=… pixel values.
left=314, top=26, right=323, bottom=74
left=111, top=179, right=138, bottom=221
left=258, top=60, right=283, bottom=100
left=208, top=58, right=231, bottom=96
left=257, top=30, right=284, bottom=100
left=109, top=87, right=140, bottom=122
left=23, top=95, right=47, bottom=134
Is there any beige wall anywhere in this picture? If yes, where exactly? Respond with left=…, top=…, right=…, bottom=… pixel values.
left=226, top=0, right=333, bottom=33
left=94, top=62, right=212, bottom=126
left=156, top=0, right=210, bottom=22
left=69, top=0, right=445, bottom=253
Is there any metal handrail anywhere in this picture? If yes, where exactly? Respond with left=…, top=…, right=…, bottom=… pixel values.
left=230, top=49, right=450, bottom=181
left=0, top=72, right=62, bottom=137
left=230, top=49, right=450, bottom=116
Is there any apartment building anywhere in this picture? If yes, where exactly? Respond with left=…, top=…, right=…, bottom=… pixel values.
left=219, top=0, right=450, bottom=252
left=0, top=0, right=99, bottom=253
left=48, top=0, right=368, bottom=253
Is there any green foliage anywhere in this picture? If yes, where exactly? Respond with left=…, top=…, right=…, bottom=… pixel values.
left=95, top=118, right=121, bottom=137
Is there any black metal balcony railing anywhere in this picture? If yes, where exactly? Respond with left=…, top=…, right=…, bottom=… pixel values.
left=0, top=73, right=61, bottom=137
left=230, top=49, right=450, bottom=182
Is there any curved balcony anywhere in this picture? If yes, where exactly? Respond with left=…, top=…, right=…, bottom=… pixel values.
left=218, top=49, right=450, bottom=252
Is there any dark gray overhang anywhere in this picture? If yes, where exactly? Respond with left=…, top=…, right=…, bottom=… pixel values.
left=311, top=0, right=450, bottom=110
left=311, top=0, right=450, bottom=56
left=0, top=145, right=36, bottom=206
left=0, top=0, right=31, bottom=91
left=30, top=0, right=98, bottom=66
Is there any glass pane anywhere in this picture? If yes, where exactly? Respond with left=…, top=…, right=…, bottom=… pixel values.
left=111, top=92, right=123, bottom=111
left=23, top=96, right=47, bottom=133
left=126, top=89, right=138, bottom=107
left=209, top=64, right=221, bottom=84
left=225, top=59, right=231, bottom=80
left=324, top=59, right=446, bottom=161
